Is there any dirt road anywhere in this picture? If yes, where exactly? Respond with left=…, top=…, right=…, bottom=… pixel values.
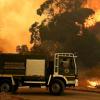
left=11, top=88, right=100, bottom=100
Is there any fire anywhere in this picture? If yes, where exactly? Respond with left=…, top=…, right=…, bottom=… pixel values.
left=84, top=14, right=96, bottom=28
left=1, top=0, right=100, bottom=52
left=88, top=80, right=97, bottom=88
left=84, top=0, right=100, bottom=28
left=87, top=80, right=100, bottom=88
left=84, top=10, right=100, bottom=28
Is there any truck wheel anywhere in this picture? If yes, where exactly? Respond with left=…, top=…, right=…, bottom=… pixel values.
left=0, top=82, right=12, bottom=92
left=12, top=85, right=18, bottom=93
left=49, top=79, right=64, bottom=95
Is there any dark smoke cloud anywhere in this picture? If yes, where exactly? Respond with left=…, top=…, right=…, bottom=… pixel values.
left=39, top=8, right=98, bottom=67
left=30, top=0, right=100, bottom=81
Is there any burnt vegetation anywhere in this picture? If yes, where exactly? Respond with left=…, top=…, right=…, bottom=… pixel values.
left=29, top=0, right=100, bottom=68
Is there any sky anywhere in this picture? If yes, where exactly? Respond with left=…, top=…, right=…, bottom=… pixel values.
left=87, top=0, right=100, bottom=11
left=0, top=0, right=100, bottom=53
left=0, top=0, right=45, bottom=52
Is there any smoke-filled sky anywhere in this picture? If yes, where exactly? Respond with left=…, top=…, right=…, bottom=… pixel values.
left=87, top=0, right=100, bottom=11
left=0, top=0, right=100, bottom=53
left=0, top=0, right=45, bottom=52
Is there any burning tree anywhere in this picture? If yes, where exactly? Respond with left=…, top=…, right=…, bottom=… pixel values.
left=29, top=0, right=100, bottom=67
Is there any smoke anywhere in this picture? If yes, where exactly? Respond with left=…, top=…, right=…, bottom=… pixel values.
left=87, top=0, right=100, bottom=11
left=0, top=0, right=45, bottom=52
left=78, top=65, right=100, bottom=87
left=85, top=0, right=100, bottom=27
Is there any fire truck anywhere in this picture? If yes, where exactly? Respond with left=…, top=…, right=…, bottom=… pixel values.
left=0, top=53, right=78, bottom=95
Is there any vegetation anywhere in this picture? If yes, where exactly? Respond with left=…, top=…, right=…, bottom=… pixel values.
left=29, top=0, right=100, bottom=67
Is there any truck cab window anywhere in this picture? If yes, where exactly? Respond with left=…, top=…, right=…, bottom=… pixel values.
left=59, top=58, right=75, bottom=75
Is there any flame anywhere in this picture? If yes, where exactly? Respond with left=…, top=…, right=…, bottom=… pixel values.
left=84, top=0, right=100, bottom=28
left=88, top=80, right=97, bottom=88
left=84, top=10, right=100, bottom=28
left=1, top=0, right=100, bottom=52
left=87, top=80, right=100, bottom=88
left=0, top=0, right=45, bottom=53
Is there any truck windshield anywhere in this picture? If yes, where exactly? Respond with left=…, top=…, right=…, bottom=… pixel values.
left=59, top=57, right=75, bottom=76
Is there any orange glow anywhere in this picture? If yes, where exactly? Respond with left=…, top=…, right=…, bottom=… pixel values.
left=86, top=0, right=100, bottom=11
left=84, top=10, right=100, bottom=28
left=87, top=80, right=100, bottom=88
left=87, top=80, right=97, bottom=88
left=0, top=0, right=45, bottom=53
left=1, top=0, right=100, bottom=52
left=84, top=0, right=100, bottom=28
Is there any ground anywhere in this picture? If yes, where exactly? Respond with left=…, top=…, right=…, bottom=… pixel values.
left=0, top=87, right=100, bottom=100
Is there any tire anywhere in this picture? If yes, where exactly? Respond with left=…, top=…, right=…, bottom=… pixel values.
left=49, top=79, right=64, bottom=95
left=0, top=82, right=12, bottom=92
left=12, top=85, right=18, bottom=94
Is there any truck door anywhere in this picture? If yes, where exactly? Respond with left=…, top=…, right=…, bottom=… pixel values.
left=59, top=57, right=75, bottom=76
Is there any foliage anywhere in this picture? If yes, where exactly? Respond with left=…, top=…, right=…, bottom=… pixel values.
left=37, top=0, right=87, bottom=16
left=16, top=45, right=29, bottom=54
left=29, top=0, right=100, bottom=67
